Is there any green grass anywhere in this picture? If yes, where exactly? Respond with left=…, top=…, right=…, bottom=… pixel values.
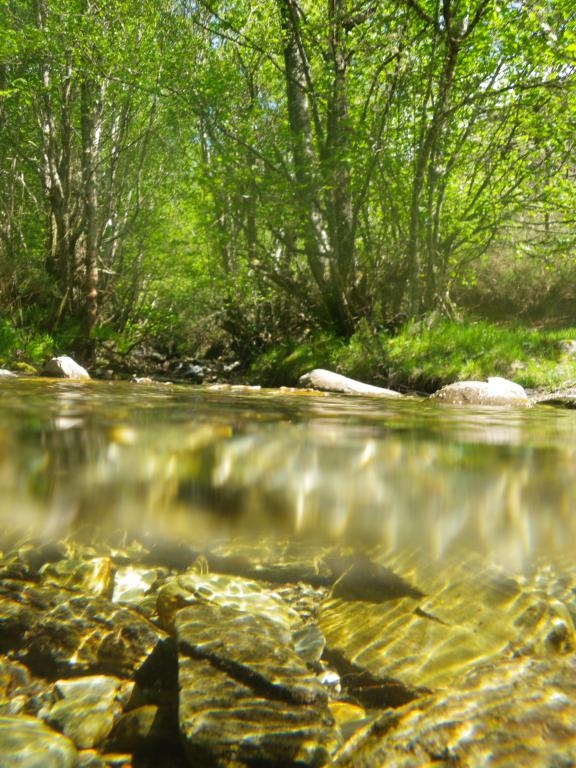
left=0, top=319, right=55, bottom=370
left=252, top=319, right=576, bottom=392
left=379, top=320, right=576, bottom=392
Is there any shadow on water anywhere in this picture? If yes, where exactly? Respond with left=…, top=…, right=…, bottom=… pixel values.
left=1, top=378, right=575, bottom=572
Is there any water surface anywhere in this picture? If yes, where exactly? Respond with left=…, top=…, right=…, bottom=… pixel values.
left=1, top=378, right=575, bottom=572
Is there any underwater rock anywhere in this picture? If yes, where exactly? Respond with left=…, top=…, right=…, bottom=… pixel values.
left=0, top=577, right=168, bottom=680
left=335, top=653, right=576, bottom=767
left=112, top=564, right=164, bottom=609
left=299, top=369, right=402, bottom=397
left=430, top=376, right=528, bottom=405
left=0, top=579, right=64, bottom=654
left=157, top=570, right=302, bottom=633
left=157, top=569, right=339, bottom=766
left=175, top=602, right=339, bottom=767
left=42, top=676, right=124, bottom=749
left=23, top=593, right=167, bottom=679
left=39, top=557, right=114, bottom=598
left=175, top=601, right=327, bottom=705
left=0, top=656, right=46, bottom=716
left=41, top=356, right=90, bottom=380
left=0, top=714, right=79, bottom=768
left=319, top=553, right=576, bottom=691
left=3, top=536, right=576, bottom=767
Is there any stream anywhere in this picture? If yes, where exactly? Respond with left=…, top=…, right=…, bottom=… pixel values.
left=1, top=377, right=575, bottom=570
left=1, top=377, right=576, bottom=766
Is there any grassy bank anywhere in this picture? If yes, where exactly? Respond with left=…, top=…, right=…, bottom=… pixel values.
left=3, top=315, right=576, bottom=394
left=250, top=319, right=576, bottom=393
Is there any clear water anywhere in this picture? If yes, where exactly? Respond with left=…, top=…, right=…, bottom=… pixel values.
left=1, top=378, right=575, bottom=571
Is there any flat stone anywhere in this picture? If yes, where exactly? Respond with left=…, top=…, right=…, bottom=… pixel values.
left=157, top=570, right=301, bottom=633
left=179, top=654, right=337, bottom=767
left=15, top=589, right=167, bottom=680
left=176, top=602, right=327, bottom=705
left=175, top=600, right=339, bottom=766
left=0, top=714, right=78, bottom=768
left=43, top=676, right=124, bottom=749
left=430, top=377, right=528, bottom=405
left=319, top=553, right=576, bottom=691
left=335, top=654, right=576, bottom=767
left=299, top=369, right=402, bottom=397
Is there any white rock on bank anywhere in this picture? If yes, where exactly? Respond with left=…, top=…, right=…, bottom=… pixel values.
left=42, top=356, right=91, bottom=380
left=430, top=377, right=528, bottom=405
left=299, top=369, right=402, bottom=398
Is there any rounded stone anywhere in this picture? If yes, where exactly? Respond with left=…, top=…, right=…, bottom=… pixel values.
left=430, top=377, right=528, bottom=405
left=0, top=714, right=78, bottom=768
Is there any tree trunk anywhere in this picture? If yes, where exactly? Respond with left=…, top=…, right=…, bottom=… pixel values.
left=80, top=77, right=101, bottom=361
left=277, top=0, right=355, bottom=334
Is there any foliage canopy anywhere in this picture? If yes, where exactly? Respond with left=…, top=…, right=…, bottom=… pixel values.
left=0, top=0, right=574, bottom=367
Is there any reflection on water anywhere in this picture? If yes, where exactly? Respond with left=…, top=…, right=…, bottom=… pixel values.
left=1, top=378, right=575, bottom=570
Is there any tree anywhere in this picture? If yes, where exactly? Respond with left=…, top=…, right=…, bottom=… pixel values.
left=1, top=0, right=167, bottom=360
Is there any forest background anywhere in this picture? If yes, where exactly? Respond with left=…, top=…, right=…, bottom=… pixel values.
left=1, top=0, right=575, bottom=391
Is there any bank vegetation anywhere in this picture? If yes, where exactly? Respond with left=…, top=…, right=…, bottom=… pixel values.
left=1, top=0, right=575, bottom=388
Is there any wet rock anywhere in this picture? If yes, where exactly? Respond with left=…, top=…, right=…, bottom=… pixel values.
left=0, top=714, right=79, bottom=767
left=335, top=653, right=576, bottom=767
left=293, top=623, right=326, bottom=665
left=534, top=389, right=576, bottom=408
left=0, top=579, right=64, bottom=654
left=111, top=565, right=163, bottom=611
left=179, top=652, right=337, bottom=767
left=0, top=580, right=168, bottom=680
left=40, top=557, right=114, bottom=598
left=12, top=540, right=71, bottom=575
left=176, top=601, right=327, bottom=705
left=299, top=369, right=402, bottom=397
left=176, top=604, right=339, bottom=766
left=26, top=596, right=167, bottom=680
left=42, top=676, right=124, bottom=749
left=430, top=376, right=528, bottom=405
left=0, top=656, right=46, bottom=716
left=319, top=553, right=576, bottom=691
left=161, top=570, right=340, bottom=766
left=0, top=369, right=18, bottom=378
left=157, top=570, right=301, bottom=633
left=42, top=356, right=90, bottom=380
left=76, top=752, right=107, bottom=768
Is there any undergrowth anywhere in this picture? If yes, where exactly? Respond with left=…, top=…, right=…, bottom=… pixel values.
left=251, top=319, right=576, bottom=392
